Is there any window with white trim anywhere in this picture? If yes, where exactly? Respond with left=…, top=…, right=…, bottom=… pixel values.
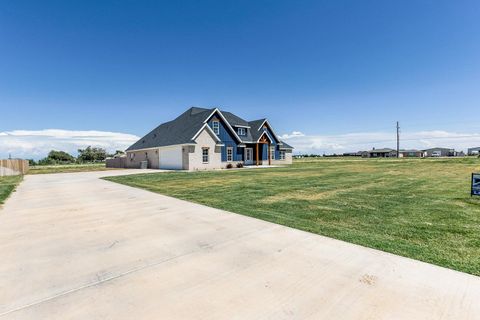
left=270, top=146, right=275, bottom=160
left=279, top=150, right=286, bottom=160
left=237, top=127, right=246, bottom=136
left=212, top=121, right=220, bottom=135
left=202, top=148, right=209, bottom=163
left=227, top=147, right=233, bottom=162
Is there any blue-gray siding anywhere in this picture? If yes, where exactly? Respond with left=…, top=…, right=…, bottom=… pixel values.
left=207, top=116, right=244, bottom=162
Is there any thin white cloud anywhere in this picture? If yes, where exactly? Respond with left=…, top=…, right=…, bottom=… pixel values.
left=280, top=131, right=305, bottom=139
left=282, top=130, right=480, bottom=155
left=0, top=129, right=140, bottom=160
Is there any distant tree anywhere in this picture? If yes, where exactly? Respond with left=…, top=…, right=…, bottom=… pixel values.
left=37, top=157, right=55, bottom=165
left=27, top=159, right=37, bottom=166
left=77, top=146, right=107, bottom=162
left=35, top=150, right=75, bottom=166
left=47, top=150, right=75, bottom=163
left=108, top=150, right=125, bottom=158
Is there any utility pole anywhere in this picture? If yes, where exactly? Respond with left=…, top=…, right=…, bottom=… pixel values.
left=396, top=121, right=400, bottom=158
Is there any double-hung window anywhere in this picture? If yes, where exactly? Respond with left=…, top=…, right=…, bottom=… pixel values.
left=202, top=148, right=209, bottom=163
left=237, top=127, right=246, bottom=136
left=279, top=150, right=286, bottom=160
left=227, top=147, right=233, bottom=162
left=212, top=121, right=220, bottom=135
left=270, top=146, right=275, bottom=160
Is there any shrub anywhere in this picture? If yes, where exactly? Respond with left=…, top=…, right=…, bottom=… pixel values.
left=236, top=162, right=244, bottom=168
left=226, top=163, right=233, bottom=169
left=47, top=150, right=76, bottom=163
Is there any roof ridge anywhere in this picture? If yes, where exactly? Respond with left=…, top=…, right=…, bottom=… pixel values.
left=188, top=106, right=210, bottom=116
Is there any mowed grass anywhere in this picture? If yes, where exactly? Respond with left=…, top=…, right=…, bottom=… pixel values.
left=0, top=175, right=22, bottom=204
left=28, top=163, right=118, bottom=175
left=105, top=157, right=480, bottom=275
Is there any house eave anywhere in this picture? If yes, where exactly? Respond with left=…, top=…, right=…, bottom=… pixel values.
left=127, top=143, right=196, bottom=152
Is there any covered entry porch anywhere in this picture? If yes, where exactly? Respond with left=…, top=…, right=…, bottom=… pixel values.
left=243, top=133, right=274, bottom=166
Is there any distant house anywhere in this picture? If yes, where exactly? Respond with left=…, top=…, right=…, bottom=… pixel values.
left=343, top=151, right=364, bottom=157
left=468, top=147, right=480, bottom=156
left=364, top=148, right=397, bottom=158
left=125, top=107, right=294, bottom=170
left=423, top=148, right=457, bottom=157
left=398, top=149, right=423, bottom=158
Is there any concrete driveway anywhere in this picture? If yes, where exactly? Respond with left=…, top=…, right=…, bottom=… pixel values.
left=0, top=170, right=479, bottom=319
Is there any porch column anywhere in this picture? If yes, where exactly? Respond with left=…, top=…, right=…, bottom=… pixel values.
left=268, top=142, right=271, bottom=165
left=256, top=144, right=259, bottom=166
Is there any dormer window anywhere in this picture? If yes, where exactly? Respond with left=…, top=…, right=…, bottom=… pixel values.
left=212, top=121, right=220, bottom=135
left=237, top=127, right=246, bottom=136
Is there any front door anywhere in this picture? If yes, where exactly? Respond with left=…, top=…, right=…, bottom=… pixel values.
left=245, top=148, right=253, bottom=165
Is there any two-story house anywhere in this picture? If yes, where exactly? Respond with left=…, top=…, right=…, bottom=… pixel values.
left=125, top=107, right=294, bottom=170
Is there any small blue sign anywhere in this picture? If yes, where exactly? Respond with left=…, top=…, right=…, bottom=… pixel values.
left=472, top=173, right=480, bottom=196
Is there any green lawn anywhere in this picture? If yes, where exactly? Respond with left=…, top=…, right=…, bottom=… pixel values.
left=0, top=175, right=22, bottom=204
left=28, top=163, right=118, bottom=175
left=104, top=157, right=480, bottom=275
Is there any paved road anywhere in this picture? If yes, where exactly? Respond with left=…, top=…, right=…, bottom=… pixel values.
left=0, top=170, right=479, bottom=319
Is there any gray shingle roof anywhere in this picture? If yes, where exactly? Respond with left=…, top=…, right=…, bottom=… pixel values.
left=279, top=141, right=294, bottom=149
left=368, top=148, right=396, bottom=153
left=127, top=107, right=294, bottom=151
left=222, top=111, right=249, bottom=127
left=127, top=107, right=214, bottom=151
left=247, top=119, right=266, bottom=142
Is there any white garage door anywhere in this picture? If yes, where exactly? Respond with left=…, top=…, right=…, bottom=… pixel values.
left=159, top=146, right=183, bottom=170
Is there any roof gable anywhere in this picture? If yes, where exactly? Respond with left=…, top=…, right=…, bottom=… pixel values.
left=192, top=123, right=222, bottom=143
left=257, top=131, right=274, bottom=143
left=204, top=108, right=243, bottom=143
left=248, top=119, right=280, bottom=144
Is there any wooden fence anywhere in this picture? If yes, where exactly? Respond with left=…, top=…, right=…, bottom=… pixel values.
left=106, top=157, right=127, bottom=168
left=0, top=159, right=29, bottom=176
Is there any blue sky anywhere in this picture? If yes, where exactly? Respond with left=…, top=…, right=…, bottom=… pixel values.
left=1, top=0, right=479, bottom=158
